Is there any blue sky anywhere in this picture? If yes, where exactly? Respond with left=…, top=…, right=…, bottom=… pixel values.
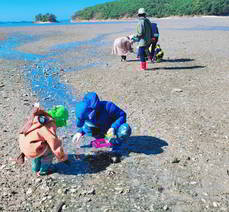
left=0, top=0, right=115, bottom=22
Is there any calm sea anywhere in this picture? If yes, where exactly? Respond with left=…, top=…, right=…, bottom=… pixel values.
left=0, top=19, right=228, bottom=31
left=0, top=20, right=137, bottom=28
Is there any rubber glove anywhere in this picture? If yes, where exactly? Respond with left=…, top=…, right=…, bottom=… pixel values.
left=72, top=132, right=83, bottom=143
left=131, top=36, right=139, bottom=42
left=106, top=128, right=115, bottom=137
left=34, top=102, right=40, bottom=108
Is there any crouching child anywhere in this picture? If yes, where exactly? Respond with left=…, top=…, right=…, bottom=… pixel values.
left=17, top=104, right=69, bottom=176
left=112, top=35, right=134, bottom=61
left=72, top=92, right=132, bottom=151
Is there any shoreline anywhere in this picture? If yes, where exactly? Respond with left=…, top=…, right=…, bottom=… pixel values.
left=33, top=21, right=59, bottom=24
left=71, top=15, right=229, bottom=22
left=70, top=17, right=137, bottom=23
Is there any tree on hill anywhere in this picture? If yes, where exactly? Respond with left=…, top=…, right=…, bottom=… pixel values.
left=71, top=0, right=229, bottom=20
left=35, top=13, right=58, bottom=22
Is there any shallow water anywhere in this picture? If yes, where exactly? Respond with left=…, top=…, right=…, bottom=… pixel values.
left=0, top=33, right=44, bottom=61
left=0, top=32, right=110, bottom=101
left=0, top=20, right=137, bottom=28
left=0, top=32, right=112, bottom=162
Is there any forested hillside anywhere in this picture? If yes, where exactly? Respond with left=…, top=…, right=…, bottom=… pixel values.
left=35, top=13, right=58, bottom=22
left=72, top=0, right=229, bottom=20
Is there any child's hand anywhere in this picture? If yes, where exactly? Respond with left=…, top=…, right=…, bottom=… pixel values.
left=34, top=102, right=40, bottom=108
left=131, top=36, right=139, bottom=42
left=72, top=132, right=83, bottom=143
left=58, top=154, right=68, bottom=162
left=62, top=154, right=68, bottom=161
left=107, top=128, right=115, bottom=137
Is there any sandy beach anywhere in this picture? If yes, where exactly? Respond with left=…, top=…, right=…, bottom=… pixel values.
left=0, top=16, right=229, bottom=211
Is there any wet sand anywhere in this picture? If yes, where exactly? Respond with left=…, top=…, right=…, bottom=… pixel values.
left=0, top=16, right=229, bottom=211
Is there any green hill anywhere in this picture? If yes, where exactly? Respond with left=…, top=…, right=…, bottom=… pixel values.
left=72, top=0, right=229, bottom=20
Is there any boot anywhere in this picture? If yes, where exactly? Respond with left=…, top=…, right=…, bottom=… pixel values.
left=140, top=62, right=147, bottom=70
left=140, top=62, right=144, bottom=70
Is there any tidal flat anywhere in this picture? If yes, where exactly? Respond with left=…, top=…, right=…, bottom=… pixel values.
left=0, top=16, right=229, bottom=211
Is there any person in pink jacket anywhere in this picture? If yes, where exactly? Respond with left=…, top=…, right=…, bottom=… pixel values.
left=112, top=35, right=134, bottom=61
left=17, top=104, right=68, bottom=176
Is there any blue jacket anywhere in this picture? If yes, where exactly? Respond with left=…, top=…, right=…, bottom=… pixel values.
left=151, top=23, right=159, bottom=38
left=75, top=92, right=126, bottom=136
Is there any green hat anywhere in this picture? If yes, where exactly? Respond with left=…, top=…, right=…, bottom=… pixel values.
left=48, top=105, right=68, bottom=127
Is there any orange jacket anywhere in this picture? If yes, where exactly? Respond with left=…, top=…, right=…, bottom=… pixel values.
left=19, top=115, right=66, bottom=160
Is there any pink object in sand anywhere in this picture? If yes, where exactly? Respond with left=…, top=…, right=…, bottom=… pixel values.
left=91, top=138, right=112, bottom=148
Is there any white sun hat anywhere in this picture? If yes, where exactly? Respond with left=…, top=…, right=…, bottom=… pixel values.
left=138, top=8, right=146, bottom=15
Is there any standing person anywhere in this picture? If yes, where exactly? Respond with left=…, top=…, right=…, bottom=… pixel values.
left=72, top=92, right=131, bottom=149
left=133, top=8, right=153, bottom=70
left=17, top=104, right=69, bottom=176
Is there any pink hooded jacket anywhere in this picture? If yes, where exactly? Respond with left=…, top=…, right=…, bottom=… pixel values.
left=18, top=108, right=67, bottom=161
left=112, top=36, right=133, bottom=56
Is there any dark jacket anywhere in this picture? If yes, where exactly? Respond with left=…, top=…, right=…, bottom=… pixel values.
left=136, top=17, right=153, bottom=47
left=151, top=23, right=159, bottom=39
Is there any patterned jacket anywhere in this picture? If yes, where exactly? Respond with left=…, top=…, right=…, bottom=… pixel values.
left=19, top=115, right=66, bottom=160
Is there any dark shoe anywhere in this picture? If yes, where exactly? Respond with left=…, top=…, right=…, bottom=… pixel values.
left=38, top=165, right=57, bottom=176
left=121, top=56, right=126, bottom=62
left=152, top=56, right=157, bottom=63
left=111, top=156, right=120, bottom=163
left=110, top=153, right=121, bottom=163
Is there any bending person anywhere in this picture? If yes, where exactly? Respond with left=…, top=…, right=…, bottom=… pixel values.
left=72, top=92, right=132, bottom=149
left=112, top=35, right=134, bottom=61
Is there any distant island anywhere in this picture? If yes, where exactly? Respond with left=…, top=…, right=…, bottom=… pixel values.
left=34, top=13, right=58, bottom=23
left=71, top=0, right=229, bottom=21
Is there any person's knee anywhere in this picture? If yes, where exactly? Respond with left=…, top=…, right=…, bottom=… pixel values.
left=117, top=123, right=132, bottom=141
